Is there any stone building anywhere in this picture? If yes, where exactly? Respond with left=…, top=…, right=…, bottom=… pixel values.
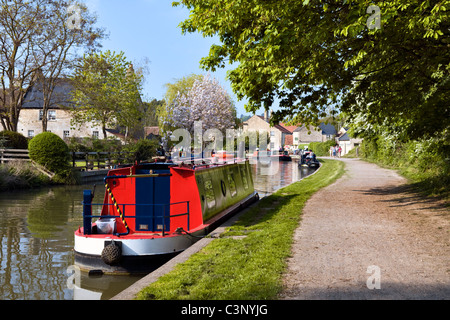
left=293, top=123, right=337, bottom=146
left=242, top=111, right=293, bottom=151
left=15, top=78, right=104, bottom=140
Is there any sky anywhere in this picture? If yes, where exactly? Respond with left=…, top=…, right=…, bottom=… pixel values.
left=83, top=0, right=258, bottom=117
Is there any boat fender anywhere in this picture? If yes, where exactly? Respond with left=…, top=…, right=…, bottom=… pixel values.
left=101, top=242, right=122, bottom=265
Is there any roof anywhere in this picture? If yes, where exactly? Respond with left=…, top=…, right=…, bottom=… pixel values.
left=293, top=123, right=337, bottom=135
left=145, top=126, right=160, bottom=136
left=253, top=116, right=292, bottom=134
left=22, top=78, right=74, bottom=109
left=273, top=123, right=292, bottom=134
left=280, top=123, right=299, bottom=133
left=338, top=133, right=351, bottom=141
left=319, top=123, right=337, bottom=135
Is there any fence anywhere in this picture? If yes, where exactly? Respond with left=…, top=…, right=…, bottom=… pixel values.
left=71, top=151, right=131, bottom=171
left=0, top=149, right=30, bottom=164
left=0, top=149, right=132, bottom=170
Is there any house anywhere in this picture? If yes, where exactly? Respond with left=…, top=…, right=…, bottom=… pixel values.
left=16, top=78, right=105, bottom=141
left=144, top=126, right=161, bottom=141
left=242, top=112, right=294, bottom=151
left=293, top=123, right=337, bottom=146
left=11, top=71, right=145, bottom=142
left=336, top=127, right=363, bottom=156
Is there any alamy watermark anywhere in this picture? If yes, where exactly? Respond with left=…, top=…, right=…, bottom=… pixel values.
left=67, top=265, right=81, bottom=290
left=168, top=121, right=281, bottom=176
left=66, top=4, right=82, bottom=30
left=366, top=265, right=381, bottom=290
left=366, top=5, right=381, bottom=30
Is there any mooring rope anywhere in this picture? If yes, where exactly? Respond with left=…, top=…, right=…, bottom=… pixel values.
left=104, top=180, right=130, bottom=235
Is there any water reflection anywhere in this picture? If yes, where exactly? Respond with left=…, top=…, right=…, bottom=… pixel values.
left=0, top=158, right=315, bottom=300
left=252, top=158, right=316, bottom=197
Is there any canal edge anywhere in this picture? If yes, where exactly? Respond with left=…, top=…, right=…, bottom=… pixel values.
left=110, top=200, right=260, bottom=300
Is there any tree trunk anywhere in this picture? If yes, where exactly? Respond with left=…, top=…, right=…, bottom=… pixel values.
left=42, top=115, right=48, bottom=132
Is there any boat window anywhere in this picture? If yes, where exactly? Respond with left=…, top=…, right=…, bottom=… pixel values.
left=221, top=180, right=227, bottom=197
left=227, top=173, right=237, bottom=197
left=240, top=165, right=249, bottom=190
left=204, top=178, right=216, bottom=209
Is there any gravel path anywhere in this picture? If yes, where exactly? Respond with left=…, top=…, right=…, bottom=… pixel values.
left=281, top=158, right=449, bottom=300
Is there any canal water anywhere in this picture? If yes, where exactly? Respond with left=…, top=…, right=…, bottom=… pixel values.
left=0, top=159, right=316, bottom=300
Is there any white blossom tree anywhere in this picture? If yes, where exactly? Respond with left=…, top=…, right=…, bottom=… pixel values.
left=164, top=74, right=236, bottom=151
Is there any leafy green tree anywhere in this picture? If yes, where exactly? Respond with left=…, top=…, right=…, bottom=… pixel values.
left=143, top=99, right=165, bottom=127
left=70, top=50, right=143, bottom=139
left=0, top=0, right=104, bottom=132
left=173, top=0, right=449, bottom=139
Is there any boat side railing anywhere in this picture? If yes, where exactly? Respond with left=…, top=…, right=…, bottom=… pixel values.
left=82, top=190, right=190, bottom=237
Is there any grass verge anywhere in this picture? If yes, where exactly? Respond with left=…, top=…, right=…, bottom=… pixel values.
left=136, top=159, right=346, bottom=300
left=0, top=162, right=52, bottom=191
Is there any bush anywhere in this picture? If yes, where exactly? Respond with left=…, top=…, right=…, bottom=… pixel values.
left=309, top=140, right=335, bottom=156
left=29, top=132, right=70, bottom=173
left=360, top=134, right=450, bottom=197
left=122, top=139, right=158, bottom=163
left=0, top=131, right=29, bottom=149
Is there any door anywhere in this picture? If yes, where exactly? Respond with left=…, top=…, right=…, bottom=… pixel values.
left=135, top=173, right=170, bottom=232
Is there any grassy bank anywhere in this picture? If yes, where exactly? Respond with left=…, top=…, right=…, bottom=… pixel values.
left=137, top=159, right=345, bottom=300
left=0, top=163, right=52, bottom=191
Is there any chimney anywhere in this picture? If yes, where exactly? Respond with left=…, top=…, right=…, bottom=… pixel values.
left=264, top=110, right=269, bottom=122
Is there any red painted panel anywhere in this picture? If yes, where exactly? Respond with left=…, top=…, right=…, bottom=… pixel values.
left=104, top=167, right=137, bottom=233
left=169, top=167, right=203, bottom=232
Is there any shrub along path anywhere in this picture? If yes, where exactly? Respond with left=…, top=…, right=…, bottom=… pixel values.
left=281, top=158, right=449, bottom=300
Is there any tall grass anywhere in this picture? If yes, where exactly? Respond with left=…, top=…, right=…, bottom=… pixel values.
left=0, top=162, right=51, bottom=191
left=137, top=159, right=345, bottom=300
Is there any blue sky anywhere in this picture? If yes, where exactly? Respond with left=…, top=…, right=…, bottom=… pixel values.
left=84, top=0, right=257, bottom=117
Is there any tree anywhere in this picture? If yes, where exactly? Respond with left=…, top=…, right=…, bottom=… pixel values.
left=164, top=74, right=236, bottom=146
left=173, top=0, right=449, bottom=140
left=70, top=50, right=144, bottom=140
left=157, top=74, right=203, bottom=136
left=0, top=0, right=104, bottom=132
left=143, top=99, right=165, bottom=127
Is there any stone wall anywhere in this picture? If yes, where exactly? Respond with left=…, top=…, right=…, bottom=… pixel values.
left=16, top=108, right=104, bottom=140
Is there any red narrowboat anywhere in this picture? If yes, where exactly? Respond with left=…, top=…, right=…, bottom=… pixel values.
left=74, top=159, right=258, bottom=274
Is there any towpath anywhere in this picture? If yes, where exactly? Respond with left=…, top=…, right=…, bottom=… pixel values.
left=280, top=158, right=449, bottom=300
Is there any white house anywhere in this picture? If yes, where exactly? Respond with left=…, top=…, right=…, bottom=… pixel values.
left=336, top=127, right=363, bottom=156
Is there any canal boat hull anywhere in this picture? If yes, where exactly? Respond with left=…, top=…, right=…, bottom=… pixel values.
left=299, top=152, right=320, bottom=168
left=74, top=160, right=258, bottom=274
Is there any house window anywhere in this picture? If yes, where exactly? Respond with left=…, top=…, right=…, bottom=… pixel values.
left=28, top=130, right=35, bottom=138
left=294, top=137, right=299, bottom=142
left=92, top=131, right=99, bottom=139
left=270, top=131, right=275, bottom=137
left=48, top=110, right=56, bottom=121
left=63, top=130, right=70, bottom=138
left=39, top=110, right=57, bottom=121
